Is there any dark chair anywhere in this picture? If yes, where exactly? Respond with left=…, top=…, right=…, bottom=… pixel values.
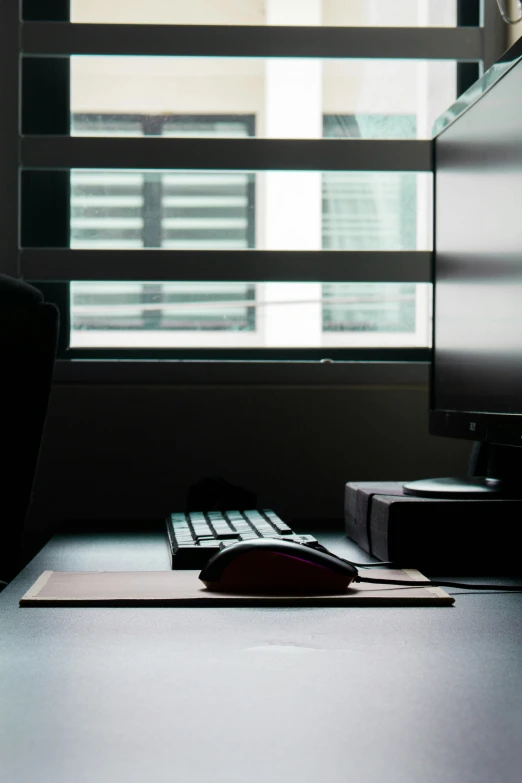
left=0, top=274, right=59, bottom=583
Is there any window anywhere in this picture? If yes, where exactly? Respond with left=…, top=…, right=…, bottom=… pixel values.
left=2, top=1, right=504, bottom=363
left=69, top=111, right=429, bottom=346
left=321, top=113, right=429, bottom=346
left=70, top=114, right=256, bottom=338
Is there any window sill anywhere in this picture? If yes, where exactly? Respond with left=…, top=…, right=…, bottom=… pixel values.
left=53, top=359, right=429, bottom=386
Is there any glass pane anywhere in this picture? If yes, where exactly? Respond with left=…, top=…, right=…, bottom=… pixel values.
left=322, top=172, right=423, bottom=251
left=324, top=114, right=416, bottom=140
left=322, top=282, right=432, bottom=347
left=71, top=282, right=255, bottom=334
left=72, top=114, right=254, bottom=140
left=70, top=169, right=431, bottom=251
left=323, top=283, right=416, bottom=332
left=71, top=169, right=255, bottom=250
left=71, top=0, right=456, bottom=26
left=70, top=281, right=432, bottom=348
left=71, top=58, right=456, bottom=139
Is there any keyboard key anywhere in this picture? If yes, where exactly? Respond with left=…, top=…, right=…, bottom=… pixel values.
left=213, top=532, right=241, bottom=540
left=166, top=509, right=317, bottom=568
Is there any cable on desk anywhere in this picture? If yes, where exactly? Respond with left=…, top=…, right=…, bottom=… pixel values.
left=350, top=561, right=396, bottom=568
left=356, top=576, right=522, bottom=592
left=306, top=542, right=522, bottom=591
left=305, top=541, right=396, bottom=568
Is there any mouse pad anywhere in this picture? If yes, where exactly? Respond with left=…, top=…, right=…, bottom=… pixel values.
left=19, top=569, right=454, bottom=606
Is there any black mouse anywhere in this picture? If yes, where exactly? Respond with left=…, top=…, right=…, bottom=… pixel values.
left=198, top=538, right=358, bottom=593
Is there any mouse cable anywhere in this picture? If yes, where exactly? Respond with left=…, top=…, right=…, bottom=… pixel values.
left=305, top=542, right=522, bottom=591
left=348, top=560, right=396, bottom=568
left=303, top=541, right=396, bottom=568
left=355, top=576, right=522, bottom=592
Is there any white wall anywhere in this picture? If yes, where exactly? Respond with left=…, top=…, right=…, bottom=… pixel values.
left=28, top=383, right=470, bottom=528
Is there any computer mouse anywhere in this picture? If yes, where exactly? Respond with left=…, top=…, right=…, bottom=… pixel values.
left=198, top=538, right=358, bottom=593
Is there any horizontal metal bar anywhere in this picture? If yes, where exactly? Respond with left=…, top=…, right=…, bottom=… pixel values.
left=52, top=358, right=429, bottom=386
left=21, top=249, right=432, bottom=283
left=21, top=137, right=432, bottom=172
left=21, top=23, right=483, bottom=61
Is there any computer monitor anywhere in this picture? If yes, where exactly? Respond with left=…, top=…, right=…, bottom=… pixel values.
left=404, top=44, right=522, bottom=499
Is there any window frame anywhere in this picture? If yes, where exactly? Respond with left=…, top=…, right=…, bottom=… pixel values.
left=0, top=0, right=507, bottom=383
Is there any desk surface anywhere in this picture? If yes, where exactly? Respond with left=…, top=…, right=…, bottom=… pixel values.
left=1, top=531, right=522, bottom=783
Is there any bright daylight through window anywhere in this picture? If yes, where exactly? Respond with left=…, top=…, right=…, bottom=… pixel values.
left=69, top=0, right=457, bottom=350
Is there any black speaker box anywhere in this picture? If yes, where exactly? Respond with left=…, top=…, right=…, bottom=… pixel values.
left=345, top=481, right=522, bottom=572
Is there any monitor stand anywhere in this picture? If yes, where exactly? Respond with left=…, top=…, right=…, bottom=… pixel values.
left=403, top=443, right=522, bottom=499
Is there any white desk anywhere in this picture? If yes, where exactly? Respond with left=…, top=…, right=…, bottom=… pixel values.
left=1, top=531, right=522, bottom=783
